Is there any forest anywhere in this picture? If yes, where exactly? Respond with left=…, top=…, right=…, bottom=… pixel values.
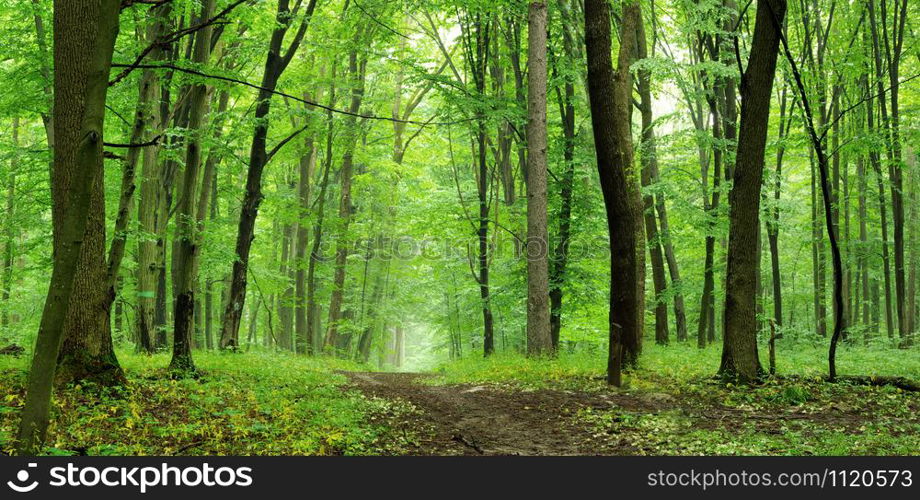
left=0, top=0, right=917, bottom=457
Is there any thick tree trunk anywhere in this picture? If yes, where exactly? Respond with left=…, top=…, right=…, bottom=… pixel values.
left=585, top=0, right=646, bottom=386
left=720, top=0, right=785, bottom=382
left=54, top=12, right=127, bottom=386
left=16, top=0, right=120, bottom=455
left=525, top=1, right=552, bottom=356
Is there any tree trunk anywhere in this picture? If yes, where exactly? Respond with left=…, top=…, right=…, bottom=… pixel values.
left=525, top=1, right=552, bottom=356
left=549, top=15, right=577, bottom=351
left=294, top=139, right=317, bottom=353
left=306, top=68, right=338, bottom=356
left=867, top=0, right=896, bottom=338
left=219, top=0, right=318, bottom=349
left=463, top=12, right=495, bottom=357
left=325, top=49, right=367, bottom=351
left=16, top=0, right=120, bottom=455
left=636, top=10, right=669, bottom=346
left=585, top=0, right=646, bottom=386
left=775, top=0, right=845, bottom=379
left=170, top=0, right=216, bottom=373
left=277, top=207, right=294, bottom=350
left=867, top=87, right=894, bottom=338
left=767, top=86, right=788, bottom=327
left=720, top=0, right=786, bottom=382
left=857, top=151, right=871, bottom=338
left=1, top=118, right=19, bottom=330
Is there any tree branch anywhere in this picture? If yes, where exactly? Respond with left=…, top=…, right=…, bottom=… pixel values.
left=110, top=62, right=469, bottom=126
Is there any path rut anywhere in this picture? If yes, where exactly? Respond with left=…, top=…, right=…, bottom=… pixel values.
left=343, top=372, right=672, bottom=456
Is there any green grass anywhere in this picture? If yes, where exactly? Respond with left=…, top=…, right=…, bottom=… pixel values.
left=430, top=341, right=919, bottom=455
left=0, top=340, right=915, bottom=456
left=432, top=340, right=920, bottom=389
left=0, top=350, right=415, bottom=456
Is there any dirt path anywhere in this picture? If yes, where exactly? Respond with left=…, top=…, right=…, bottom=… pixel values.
left=343, top=372, right=674, bottom=456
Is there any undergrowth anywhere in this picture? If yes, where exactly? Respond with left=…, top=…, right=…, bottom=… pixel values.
left=0, top=350, right=415, bottom=456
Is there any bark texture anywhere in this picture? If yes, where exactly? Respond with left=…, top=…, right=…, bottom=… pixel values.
left=525, top=0, right=552, bottom=356
left=17, top=0, right=120, bottom=455
left=585, top=0, right=646, bottom=385
left=720, top=0, right=786, bottom=382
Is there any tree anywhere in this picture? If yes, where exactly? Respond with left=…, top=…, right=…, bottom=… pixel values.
left=766, top=83, right=789, bottom=327
left=219, top=0, right=319, bottom=349
left=548, top=0, right=582, bottom=350
left=170, top=0, right=217, bottom=373
left=584, top=0, right=646, bottom=386
left=325, top=42, right=368, bottom=351
left=721, top=0, right=786, bottom=382
left=459, top=8, right=496, bottom=357
left=636, top=3, right=669, bottom=346
left=16, top=0, right=121, bottom=455
left=135, top=4, right=173, bottom=354
left=525, top=0, right=552, bottom=356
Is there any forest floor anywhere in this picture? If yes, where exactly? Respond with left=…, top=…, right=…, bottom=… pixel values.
left=344, top=369, right=919, bottom=456
left=0, top=343, right=916, bottom=455
left=345, top=343, right=920, bottom=456
left=345, top=371, right=673, bottom=455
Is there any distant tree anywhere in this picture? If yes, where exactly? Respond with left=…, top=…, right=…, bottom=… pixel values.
left=219, top=0, right=319, bottom=349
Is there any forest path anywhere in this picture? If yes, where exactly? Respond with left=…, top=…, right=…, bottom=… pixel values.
left=341, top=371, right=670, bottom=455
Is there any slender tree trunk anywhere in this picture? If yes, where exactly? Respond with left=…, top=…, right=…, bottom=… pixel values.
left=277, top=206, right=294, bottom=350
left=294, top=139, right=316, bottom=353
left=858, top=152, right=871, bottom=337
left=219, top=0, right=318, bottom=349
left=549, top=60, right=575, bottom=351
left=1, top=118, right=19, bottom=331
left=884, top=0, right=909, bottom=341
left=698, top=85, right=723, bottom=348
left=170, top=0, right=216, bottom=373
left=767, top=86, right=788, bottom=326
left=325, top=49, right=367, bottom=351
left=775, top=2, right=845, bottom=379
left=463, top=12, right=495, bottom=356
left=867, top=0, right=896, bottom=338
left=636, top=13, right=669, bottom=346
left=306, top=69, right=338, bottom=356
